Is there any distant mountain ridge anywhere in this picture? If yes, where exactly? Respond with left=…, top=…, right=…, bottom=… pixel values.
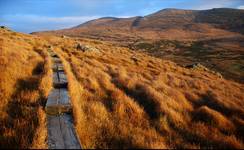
left=33, top=8, right=244, bottom=41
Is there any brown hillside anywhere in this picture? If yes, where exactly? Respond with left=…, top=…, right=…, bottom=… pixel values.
left=2, top=27, right=242, bottom=148
left=44, top=32, right=244, bottom=149
left=33, top=8, right=244, bottom=83
left=33, top=8, right=244, bottom=41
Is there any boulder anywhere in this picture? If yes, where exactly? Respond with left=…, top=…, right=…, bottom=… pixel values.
left=185, top=63, right=208, bottom=71
left=61, top=35, right=67, bottom=38
left=76, top=43, right=99, bottom=52
left=185, top=63, right=222, bottom=78
left=0, top=26, right=11, bottom=31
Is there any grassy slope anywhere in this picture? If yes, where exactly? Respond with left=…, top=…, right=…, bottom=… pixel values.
left=1, top=29, right=244, bottom=148
left=0, top=29, right=52, bottom=148
left=129, top=38, right=244, bottom=83
left=43, top=35, right=244, bottom=148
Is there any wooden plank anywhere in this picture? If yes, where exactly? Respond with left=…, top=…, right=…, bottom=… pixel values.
left=57, top=66, right=64, bottom=72
left=53, top=71, right=68, bottom=88
left=52, top=57, right=62, bottom=64
left=46, top=88, right=72, bottom=115
left=46, top=89, right=59, bottom=106
left=52, top=64, right=64, bottom=72
left=47, top=114, right=81, bottom=149
left=46, top=88, right=71, bottom=106
left=53, top=71, right=59, bottom=85
left=47, top=115, right=65, bottom=149
left=59, top=88, right=70, bottom=105
left=60, top=114, right=81, bottom=149
left=59, top=71, right=68, bottom=83
left=46, top=89, right=64, bottom=115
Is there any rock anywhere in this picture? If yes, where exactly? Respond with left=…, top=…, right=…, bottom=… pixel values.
left=0, top=26, right=11, bottom=31
left=185, top=63, right=223, bottom=78
left=216, top=72, right=223, bottom=79
left=131, top=56, right=139, bottom=62
left=76, top=43, right=82, bottom=50
left=61, top=35, right=67, bottom=38
left=185, top=63, right=205, bottom=69
left=76, top=43, right=99, bottom=52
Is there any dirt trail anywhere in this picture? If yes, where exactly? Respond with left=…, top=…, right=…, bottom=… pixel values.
left=45, top=48, right=81, bottom=149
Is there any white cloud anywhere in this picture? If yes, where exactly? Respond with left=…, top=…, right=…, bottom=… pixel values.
left=1, top=14, right=132, bottom=33
left=1, top=14, right=101, bottom=32
left=3, top=14, right=101, bottom=24
left=184, top=0, right=243, bottom=10
left=237, top=5, right=244, bottom=9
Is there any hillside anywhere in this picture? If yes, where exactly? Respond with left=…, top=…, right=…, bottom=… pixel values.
left=1, top=27, right=244, bottom=148
left=33, top=8, right=244, bottom=41
left=33, top=8, right=244, bottom=83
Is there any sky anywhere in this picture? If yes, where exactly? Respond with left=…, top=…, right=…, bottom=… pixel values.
left=0, top=0, right=244, bottom=33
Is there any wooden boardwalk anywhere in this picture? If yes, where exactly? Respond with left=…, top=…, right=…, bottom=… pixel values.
left=46, top=48, right=81, bottom=149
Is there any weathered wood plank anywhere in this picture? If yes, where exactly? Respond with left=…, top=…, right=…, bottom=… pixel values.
left=57, top=66, right=64, bottom=72
left=47, top=114, right=81, bottom=149
left=46, top=89, right=71, bottom=106
left=47, top=115, right=65, bottom=149
left=46, top=88, right=72, bottom=115
left=52, top=64, right=64, bottom=72
left=53, top=71, right=68, bottom=88
left=53, top=71, right=59, bottom=84
left=46, top=89, right=59, bottom=106
left=59, top=88, right=70, bottom=105
left=58, top=71, right=68, bottom=83
left=52, top=57, right=62, bottom=63
left=60, top=114, right=81, bottom=149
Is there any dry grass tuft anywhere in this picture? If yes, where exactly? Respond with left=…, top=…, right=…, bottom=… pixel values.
left=194, top=106, right=235, bottom=132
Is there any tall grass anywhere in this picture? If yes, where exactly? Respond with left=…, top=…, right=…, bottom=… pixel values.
left=49, top=37, right=244, bottom=148
left=1, top=28, right=243, bottom=148
left=0, top=29, right=51, bottom=148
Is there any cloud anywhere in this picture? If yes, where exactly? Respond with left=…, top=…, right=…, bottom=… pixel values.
left=1, top=14, right=101, bottom=32
left=238, top=5, right=244, bottom=9
left=2, top=14, right=101, bottom=24
left=181, top=0, right=244, bottom=10
left=1, top=14, right=132, bottom=33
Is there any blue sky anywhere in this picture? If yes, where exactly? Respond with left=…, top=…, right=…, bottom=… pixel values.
left=0, top=0, right=243, bottom=33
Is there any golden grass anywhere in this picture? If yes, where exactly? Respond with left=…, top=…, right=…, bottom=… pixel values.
left=0, top=29, right=52, bottom=148
left=44, top=35, right=244, bottom=148
left=1, top=28, right=243, bottom=148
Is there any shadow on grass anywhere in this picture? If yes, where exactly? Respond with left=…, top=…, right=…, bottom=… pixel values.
left=0, top=61, right=45, bottom=148
left=111, top=79, right=159, bottom=120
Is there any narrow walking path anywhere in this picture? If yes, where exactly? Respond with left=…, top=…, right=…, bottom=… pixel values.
left=46, top=48, right=81, bottom=149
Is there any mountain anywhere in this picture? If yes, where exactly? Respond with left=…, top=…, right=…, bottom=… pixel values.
left=33, top=8, right=244, bottom=41
left=32, top=8, right=244, bottom=83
